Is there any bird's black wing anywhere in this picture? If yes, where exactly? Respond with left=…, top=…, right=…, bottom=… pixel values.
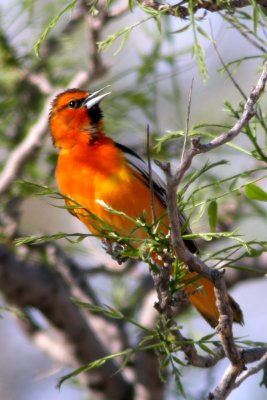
left=115, top=142, right=198, bottom=253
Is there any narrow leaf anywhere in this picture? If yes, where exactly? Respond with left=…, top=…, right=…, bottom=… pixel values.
left=208, top=200, right=218, bottom=232
left=196, top=26, right=214, bottom=43
left=155, top=15, right=162, bottom=33
left=193, top=42, right=208, bottom=81
left=34, top=0, right=78, bottom=57
left=57, top=359, right=107, bottom=388
left=253, top=3, right=259, bottom=33
left=171, top=24, right=191, bottom=34
left=198, top=342, right=215, bottom=355
left=57, top=348, right=133, bottom=388
left=200, top=333, right=216, bottom=341
left=128, top=0, right=134, bottom=12
left=244, top=183, right=267, bottom=202
left=114, top=28, right=131, bottom=56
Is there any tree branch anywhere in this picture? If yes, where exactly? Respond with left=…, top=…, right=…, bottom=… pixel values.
left=234, top=350, right=267, bottom=389
left=0, top=71, right=89, bottom=196
left=0, top=244, right=132, bottom=400
left=0, top=0, right=122, bottom=196
left=137, top=0, right=267, bottom=18
left=154, top=61, right=267, bottom=398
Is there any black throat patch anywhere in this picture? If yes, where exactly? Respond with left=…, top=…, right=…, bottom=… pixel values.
left=87, top=104, right=103, bottom=124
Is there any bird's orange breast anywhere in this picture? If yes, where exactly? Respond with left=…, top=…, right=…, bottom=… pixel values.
left=56, top=139, right=167, bottom=239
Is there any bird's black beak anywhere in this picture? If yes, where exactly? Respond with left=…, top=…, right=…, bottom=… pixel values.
left=83, top=86, right=111, bottom=109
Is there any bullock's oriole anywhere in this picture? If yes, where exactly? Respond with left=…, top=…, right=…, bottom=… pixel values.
left=49, top=87, right=243, bottom=327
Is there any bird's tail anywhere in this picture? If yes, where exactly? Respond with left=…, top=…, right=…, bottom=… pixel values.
left=183, top=273, right=244, bottom=327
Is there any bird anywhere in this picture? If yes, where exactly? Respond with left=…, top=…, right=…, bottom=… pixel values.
left=49, top=86, right=243, bottom=328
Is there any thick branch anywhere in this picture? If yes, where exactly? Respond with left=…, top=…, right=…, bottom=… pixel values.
left=234, top=350, right=267, bottom=389
left=0, top=0, right=123, bottom=196
left=155, top=61, right=267, bottom=399
left=138, top=0, right=267, bottom=18
left=149, top=258, right=267, bottom=372
left=0, top=72, right=89, bottom=196
left=0, top=244, right=132, bottom=400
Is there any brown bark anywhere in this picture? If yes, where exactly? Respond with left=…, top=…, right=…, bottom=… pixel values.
left=0, top=244, right=132, bottom=400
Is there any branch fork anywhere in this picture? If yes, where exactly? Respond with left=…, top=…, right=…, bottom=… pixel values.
left=152, top=61, right=267, bottom=398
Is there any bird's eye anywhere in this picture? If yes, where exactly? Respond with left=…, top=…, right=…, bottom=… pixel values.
left=68, top=100, right=79, bottom=109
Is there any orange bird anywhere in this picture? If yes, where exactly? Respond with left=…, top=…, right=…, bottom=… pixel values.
left=49, top=87, right=243, bottom=327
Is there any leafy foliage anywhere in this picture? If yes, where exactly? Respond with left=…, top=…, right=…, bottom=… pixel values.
left=1, top=0, right=267, bottom=399
left=34, top=0, right=78, bottom=57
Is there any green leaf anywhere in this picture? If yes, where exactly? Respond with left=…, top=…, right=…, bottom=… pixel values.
left=244, top=183, right=267, bottom=202
left=196, top=26, right=214, bottom=43
left=113, top=28, right=132, bottom=56
left=22, top=0, right=35, bottom=16
left=140, top=5, right=160, bottom=17
left=57, top=358, right=107, bottom=388
left=208, top=200, right=218, bottom=232
left=95, top=199, right=136, bottom=223
left=200, top=332, right=216, bottom=341
left=155, top=15, right=162, bottom=34
left=181, top=160, right=229, bottom=196
left=98, top=16, right=152, bottom=54
left=183, top=231, right=241, bottom=243
left=189, top=0, right=208, bottom=81
left=171, top=24, right=191, bottom=34
left=34, top=0, right=78, bottom=57
left=172, top=355, right=187, bottom=366
left=57, top=348, right=134, bottom=388
left=154, top=130, right=184, bottom=153
left=14, top=232, right=94, bottom=246
left=253, top=3, right=259, bottom=33
left=75, top=300, right=124, bottom=319
left=198, top=342, right=215, bottom=355
left=128, top=0, right=135, bottom=12
left=193, top=42, right=208, bottom=81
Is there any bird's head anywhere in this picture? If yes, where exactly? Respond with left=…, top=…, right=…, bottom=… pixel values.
left=49, top=87, right=111, bottom=149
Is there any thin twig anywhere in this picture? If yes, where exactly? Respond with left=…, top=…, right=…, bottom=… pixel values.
left=209, top=22, right=247, bottom=101
left=210, top=22, right=267, bottom=152
left=234, top=350, right=267, bottom=389
left=181, top=78, right=194, bottom=163
left=170, top=61, right=267, bottom=188
left=221, top=13, right=267, bottom=54
left=83, top=0, right=108, bottom=79
left=156, top=61, right=267, bottom=399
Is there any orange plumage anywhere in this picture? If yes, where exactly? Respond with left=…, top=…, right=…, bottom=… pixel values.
left=49, top=87, right=243, bottom=327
